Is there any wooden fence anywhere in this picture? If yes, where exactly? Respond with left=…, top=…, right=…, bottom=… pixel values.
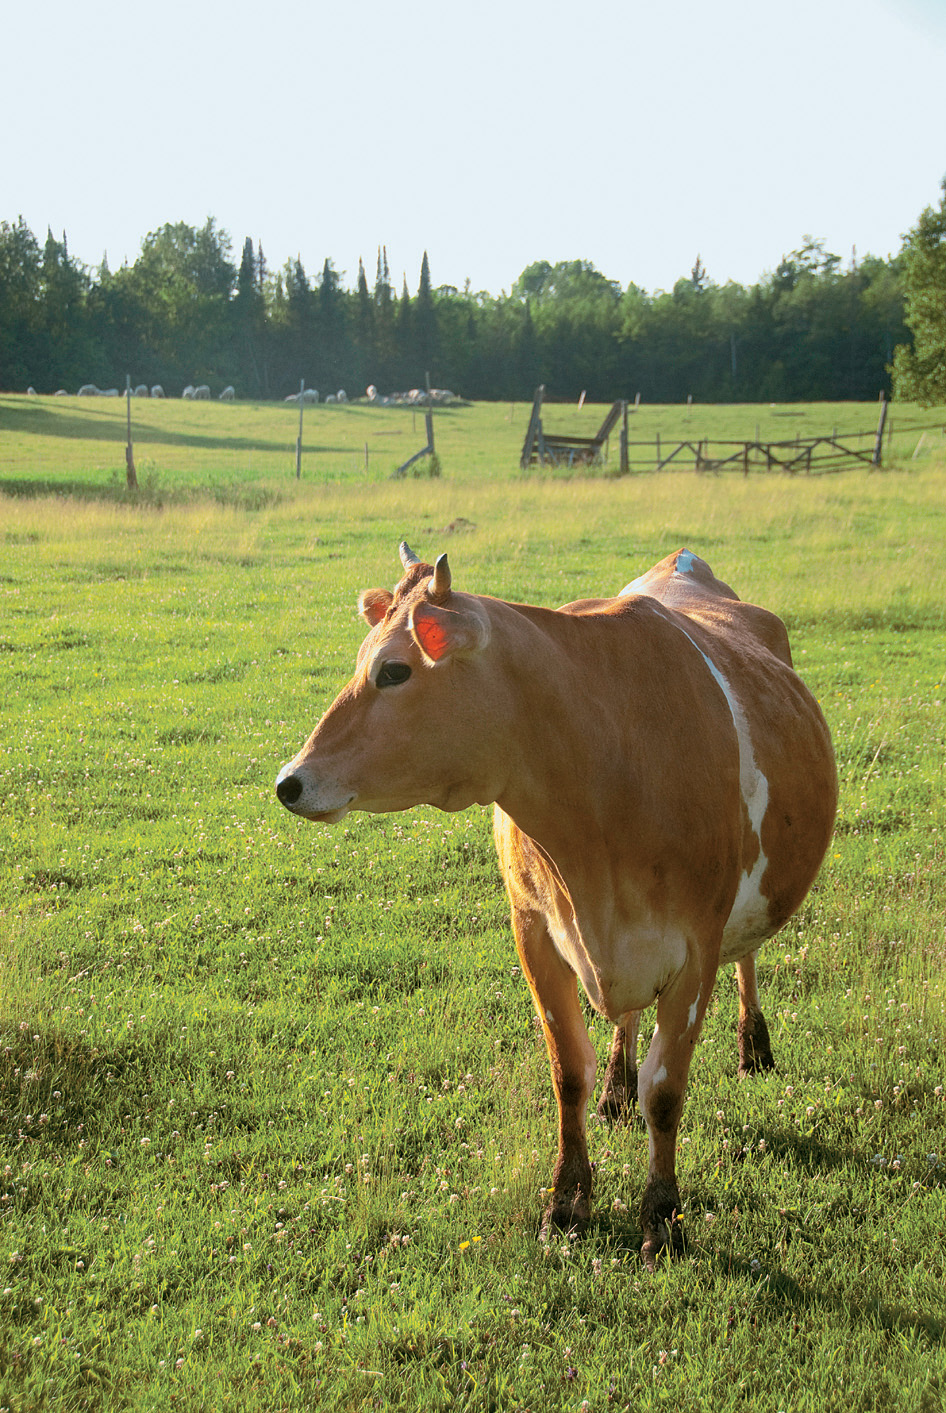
left=639, top=430, right=880, bottom=475
left=519, top=388, right=946, bottom=475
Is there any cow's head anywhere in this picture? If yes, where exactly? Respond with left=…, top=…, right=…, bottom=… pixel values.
left=275, top=543, right=507, bottom=822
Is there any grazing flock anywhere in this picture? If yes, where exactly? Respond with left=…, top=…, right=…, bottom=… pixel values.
left=26, top=383, right=457, bottom=404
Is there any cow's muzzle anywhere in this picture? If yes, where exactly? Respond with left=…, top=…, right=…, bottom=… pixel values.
left=275, top=769, right=303, bottom=808
left=275, top=763, right=354, bottom=821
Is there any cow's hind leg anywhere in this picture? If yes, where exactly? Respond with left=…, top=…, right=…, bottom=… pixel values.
left=511, top=905, right=596, bottom=1237
left=597, top=1013, right=641, bottom=1122
left=735, top=950, right=775, bottom=1075
left=637, top=954, right=715, bottom=1269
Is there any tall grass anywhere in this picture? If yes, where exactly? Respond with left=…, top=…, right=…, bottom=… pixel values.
left=0, top=451, right=944, bottom=1411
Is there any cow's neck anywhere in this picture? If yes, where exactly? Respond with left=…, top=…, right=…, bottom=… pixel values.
left=487, top=598, right=637, bottom=867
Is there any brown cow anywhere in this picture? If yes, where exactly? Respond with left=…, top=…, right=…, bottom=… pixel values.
left=276, top=545, right=837, bottom=1265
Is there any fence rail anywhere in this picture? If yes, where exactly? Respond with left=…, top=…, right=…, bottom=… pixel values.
left=640, top=431, right=880, bottom=475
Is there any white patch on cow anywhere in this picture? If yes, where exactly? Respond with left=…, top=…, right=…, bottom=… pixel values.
left=651, top=1064, right=668, bottom=1088
left=545, top=1008, right=556, bottom=1025
left=675, top=549, right=697, bottom=576
left=688, top=994, right=700, bottom=1029
left=656, top=612, right=772, bottom=954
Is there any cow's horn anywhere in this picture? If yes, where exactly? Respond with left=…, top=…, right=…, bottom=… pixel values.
left=399, top=541, right=420, bottom=568
left=430, top=552, right=451, bottom=600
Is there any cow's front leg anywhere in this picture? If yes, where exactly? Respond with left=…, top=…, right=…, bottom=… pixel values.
left=511, top=905, right=596, bottom=1237
left=597, top=1013, right=641, bottom=1122
left=735, top=950, right=775, bottom=1074
left=637, top=956, right=715, bottom=1269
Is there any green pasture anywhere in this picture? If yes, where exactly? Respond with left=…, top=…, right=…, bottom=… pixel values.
left=1, top=393, right=944, bottom=495
left=0, top=414, right=945, bottom=1410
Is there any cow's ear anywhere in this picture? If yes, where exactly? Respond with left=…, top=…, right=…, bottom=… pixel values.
left=410, top=601, right=490, bottom=664
left=358, top=587, right=394, bottom=628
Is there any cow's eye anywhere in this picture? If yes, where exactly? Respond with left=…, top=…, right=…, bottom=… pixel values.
left=376, top=661, right=412, bottom=689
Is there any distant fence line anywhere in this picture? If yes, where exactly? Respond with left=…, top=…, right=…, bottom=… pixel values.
left=621, top=420, right=946, bottom=475
left=636, top=430, right=879, bottom=475
left=521, top=382, right=945, bottom=475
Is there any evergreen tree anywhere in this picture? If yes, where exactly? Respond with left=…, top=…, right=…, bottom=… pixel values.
left=317, top=258, right=346, bottom=389
left=372, top=245, right=395, bottom=384
left=352, top=256, right=374, bottom=391
left=279, top=256, right=317, bottom=390
left=234, top=236, right=265, bottom=395
left=414, top=250, right=439, bottom=379
left=395, top=275, right=412, bottom=385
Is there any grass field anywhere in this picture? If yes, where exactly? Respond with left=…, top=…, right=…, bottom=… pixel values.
left=1, top=393, right=944, bottom=495
left=1, top=400, right=945, bottom=1411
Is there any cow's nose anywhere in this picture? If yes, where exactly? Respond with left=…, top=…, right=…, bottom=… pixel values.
left=275, top=772, right=303, bottom=807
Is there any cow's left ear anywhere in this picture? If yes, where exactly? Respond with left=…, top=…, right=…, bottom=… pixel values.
left=358, top=587, right=394, bottom=627
left=410, top=600, right=490, bottom=664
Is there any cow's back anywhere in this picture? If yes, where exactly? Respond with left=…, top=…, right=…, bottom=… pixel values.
left=618, top=547, right=794, bottom=667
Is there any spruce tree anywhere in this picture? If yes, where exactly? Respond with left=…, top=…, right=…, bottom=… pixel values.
left=414, top=250, right=438, bottom=379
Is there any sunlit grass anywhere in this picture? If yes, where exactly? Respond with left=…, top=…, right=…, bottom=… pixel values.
left=0, top=451, right=944, bottom=1409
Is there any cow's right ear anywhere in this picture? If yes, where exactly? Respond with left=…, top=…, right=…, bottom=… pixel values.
left=358, top=588, right=394, bottom=628
left=410, top=600, right=490, bottom=664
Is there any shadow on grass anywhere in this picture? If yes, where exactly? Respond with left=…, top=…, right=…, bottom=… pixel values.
left=0, top=399, right=356, bottom=454
left=585, top=1208, right=945, bottom=1344
left=0, top=477, right=288, bottom=510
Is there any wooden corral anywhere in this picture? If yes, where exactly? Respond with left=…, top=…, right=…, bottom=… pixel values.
left=521, top=386, right=628, bottom=471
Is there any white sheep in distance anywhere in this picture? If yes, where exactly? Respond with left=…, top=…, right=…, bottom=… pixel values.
left=219, top=386, right=235, bottom=401
left=193, top=385, right=211, bottom=400
left=151, top=385, right=165, bottom=398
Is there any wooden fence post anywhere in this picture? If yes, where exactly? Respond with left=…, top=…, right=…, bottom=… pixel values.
left=295, top=379, right=305, bottom=479
left=124, top=375, right=138, bottom=490
left=425, top=371, right=435, bottom=462
left=520, top=386, right=544, bottom=469
left=872, top=392, right=888, bottom=467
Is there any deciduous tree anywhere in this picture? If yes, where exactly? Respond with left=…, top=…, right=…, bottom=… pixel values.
left=893, top=178, right=946, bottom=405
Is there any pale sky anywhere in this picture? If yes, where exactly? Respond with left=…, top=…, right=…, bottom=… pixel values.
left=3, top=0, right=945, bottom=297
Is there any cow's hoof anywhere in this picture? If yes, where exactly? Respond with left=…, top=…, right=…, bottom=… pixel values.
left=596, top=1085, right=637, bottom=1125
left=640, top=1211, right=686, bottom=1271
left=737, top=1013, right=776, bottom=1076
left=539, top=1194, right=591, bottom=1242
left=737, top=1052, right=776, bottom=1078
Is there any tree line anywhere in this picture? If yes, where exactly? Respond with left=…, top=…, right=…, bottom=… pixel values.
left=0, top=213, right=921, bottom=404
